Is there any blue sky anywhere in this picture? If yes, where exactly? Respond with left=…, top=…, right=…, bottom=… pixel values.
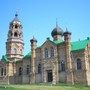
left=0, top=0, right=90, bottom=58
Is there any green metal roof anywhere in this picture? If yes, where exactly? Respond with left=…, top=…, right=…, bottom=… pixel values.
left=1, top=55, right=9, bottom=63
left=53, top=39, right=63, bottom=45
left=23, top=52, right=31, bottom=60
left=71, top=38, right=90, bottom=51
left=52, top=38, right=90, bottom=51
left=23, top=38, right=90, bottom=60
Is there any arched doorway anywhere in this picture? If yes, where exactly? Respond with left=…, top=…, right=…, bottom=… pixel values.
left=47, top=70, right=53, bottom=82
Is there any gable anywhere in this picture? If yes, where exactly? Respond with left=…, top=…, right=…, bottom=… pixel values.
left=40, top=38, right=56, bottom=48
left=39, top=38, right=63, bottom=48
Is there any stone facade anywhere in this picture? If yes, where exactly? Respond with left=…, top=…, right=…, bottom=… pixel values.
left=0, top=14, right=90, bottom=85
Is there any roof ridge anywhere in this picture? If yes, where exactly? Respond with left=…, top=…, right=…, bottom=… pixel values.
left=72, top=38, right=90, bottom=43
left=71, top=38, right=90, bottom=51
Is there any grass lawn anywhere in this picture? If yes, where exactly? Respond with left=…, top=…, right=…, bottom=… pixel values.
left=0, top=83, right=90, bottom=90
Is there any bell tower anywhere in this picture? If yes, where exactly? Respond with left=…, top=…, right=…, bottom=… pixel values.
left=6, top=13, right=24, bottom=61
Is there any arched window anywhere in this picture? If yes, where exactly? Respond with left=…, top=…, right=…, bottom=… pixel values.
left=15, top=24, right=18, bottom=29
left=45, top=48, right=49, bottom=58
left=20, top=49, right=23, bottom=54
left=26, top=65, right=30, bottom=75
left=9, top=31, right=13, bottom=37
left=61, top=60, right=65, bottom=71
left=19, top=67, right=22, bottom=76
left=19, top=32, right=22, bottom=38
left=14, top=48, right=17, bottom=54
left=4, top=68, right=6, bottom=75
left=77, top=58, right=82, bottom=70
left=1, top=68, right=3, bottom=76
left=50, top=47, right=54, bottom=57
left=10, top=32, right=13, bottom=36
left=38, top=64, right=42, bottom=74
left=14, top=32, right=18, bottom=37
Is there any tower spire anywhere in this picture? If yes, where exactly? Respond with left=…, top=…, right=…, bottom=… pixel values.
left=13, top=11, right=19, bottom=21
left=56, top=18, right=58, bottom=27
left=15, top=13, right=18, bottom=17
left=15, top=11, right=18, bottom=17
left=66, top=27, right=68, bottom=31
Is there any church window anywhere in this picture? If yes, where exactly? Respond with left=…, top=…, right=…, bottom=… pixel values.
left=4, top=68, right=6, bottom=75
left=11, top=32, right=13, bottom=36
left=26, top=65, right=30, bottom=75
left=14, top=48, right=17, bottom=54
left=1, top=68, right=3, bottom=76
left=61, top=60, right=65, bottom=71
left=20, top=49, right=23, bottom=54
left=15, top=24, right=18, bottom=29
left=9, top=31, right=13, bottom=37
left=45, top=48, right=49, bottom=58
left=50, top=47, right=54, bottom=57
left=19, top=67, right=22, bottom=76
left=14, top=32, right=18, bottom=37
left=77, top=58, right=82, bottom=70
left=38, top=64, right=42, bottom=74
left=19, top=33, right=22, bottom=37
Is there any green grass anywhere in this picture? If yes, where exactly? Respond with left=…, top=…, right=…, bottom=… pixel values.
left=0, top=84, right=90, bottom=90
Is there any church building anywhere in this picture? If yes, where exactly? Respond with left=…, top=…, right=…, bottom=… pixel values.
left=0, top=14, right=90, bottom=85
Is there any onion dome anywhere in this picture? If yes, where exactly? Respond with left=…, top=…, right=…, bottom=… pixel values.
left=51, top=22, right=63, bottom=37
left=30, top=36, right=37, bottom=43
left=63, top=28, right=71, bottom=35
